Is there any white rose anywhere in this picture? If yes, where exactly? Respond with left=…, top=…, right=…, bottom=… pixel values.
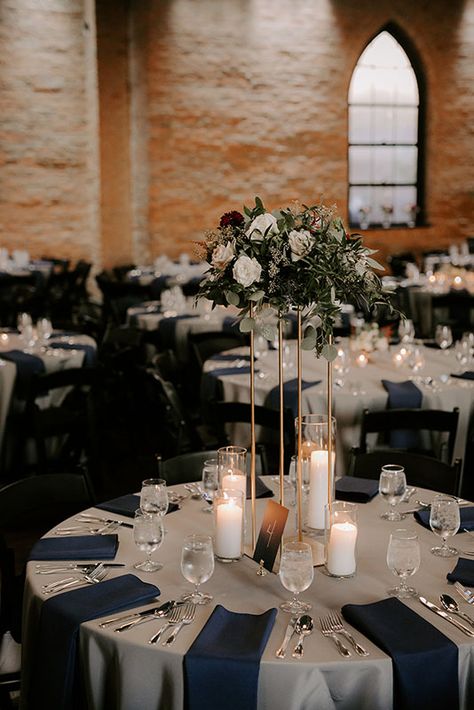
left=211, top=241, right=234, bottom=269
left=232, top=255, right=262, bottom=288
left=246, top=213, right=279, bottom=241
left=288, top=229, right=314, bottom=262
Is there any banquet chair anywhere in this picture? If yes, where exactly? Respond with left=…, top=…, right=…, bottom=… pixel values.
left=189, top=330, right=248, bottom=372
left=431, top=292, right=474, bottom=340
left=157, top=449, right=264, bottom=486
left=348, top=449, right=463, bottom=496
left=357, top=407, right=459, bottom=463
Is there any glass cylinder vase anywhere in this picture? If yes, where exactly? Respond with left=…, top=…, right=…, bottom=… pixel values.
left=214, top=489, right=244, bottom=562
left=325, top=501, right=358, bottom=578
left=217, top=446, right=247, bottom=499
left=297, top=414, right=336, bottom=533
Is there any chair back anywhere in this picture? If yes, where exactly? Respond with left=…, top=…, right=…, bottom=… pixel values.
left=158, top=449, right=263, bottom=486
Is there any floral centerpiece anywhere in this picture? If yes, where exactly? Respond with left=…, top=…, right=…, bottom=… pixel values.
left=350, top=322, right=390, bottom=354
left=197, top=197, right=394, bottom=357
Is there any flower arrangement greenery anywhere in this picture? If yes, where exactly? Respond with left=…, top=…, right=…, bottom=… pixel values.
left=197, top=197, right=394, bottom=358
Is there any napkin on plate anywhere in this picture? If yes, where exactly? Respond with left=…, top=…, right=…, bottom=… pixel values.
left=335, top=476, right=379, bottom=503
left=184, top=604, right=277, bottom=710
left=265, top=378, right=321, bottom=417
left=0, top=349, right=45, bottom=397
left=28, top=534, right=119, bottom=561
left=28, top=574, right=160, bottom=710
left=447, top=558, right=474, bottom=586
left=414, top=506, right=474, bottom=532
left=451, top=371, right=474, bottom=380
left=342, top=597, right=459, bottom=710
left=381, top=379, right=423, bottom=448
left=48, top=341, right=97, bottom=367
left=96, top=493, right=179, bottom=517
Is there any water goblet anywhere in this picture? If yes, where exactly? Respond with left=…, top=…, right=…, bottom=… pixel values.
left=429, top=494, right=460, bottom=557
left=398, top=319, right=415, bottom=343
left=279, top=541, right=314, bottom=614
left=140, top=478, right=169, bottom=516
left=180, top=534, right=214, bottom=604
left=435, top=325, right=453, bottom=353
left=386, top=529, right=421, bottom=598
left=454, top=340, right=470, bottom=373
left=379, top=465, right=406, bottom=521
left=36, top=317, right=53, bottom=346
left=201, top=459, right=218, bottom=513
left=133, top=509, right=164, bottom=572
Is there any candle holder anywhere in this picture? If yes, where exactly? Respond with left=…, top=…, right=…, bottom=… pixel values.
left=217, top=446, right=247, bottom=500
left=296, top=414, right=336, bottom=534
left=324, top=501, right=358, bottom=578
left=214, top=489, right=244, bottom=563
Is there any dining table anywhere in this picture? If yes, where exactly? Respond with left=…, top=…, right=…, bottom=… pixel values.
left=21, top=480, right=474, bottom=710
left=202, top=339, right=474, bottom=476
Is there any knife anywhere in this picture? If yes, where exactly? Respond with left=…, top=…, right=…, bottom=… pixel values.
left=99, top=600, right=174, bottom=629
left=77, top=515, right=133, bottom=529
left=35, top=563, right=126, bottom=574
left=419, top=596, right=474, bottom=637
left=275, top=617, right=297, bottom=658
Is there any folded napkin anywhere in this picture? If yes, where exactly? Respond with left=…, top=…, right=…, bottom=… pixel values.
left=414, top=506, right=474, bottom=532
left=246, top=476, right=274, bottom=500
left=184, top=604, right=277, bottom=710
left=0, top=349, right=45, bottom=397
left=96, top=493, right=178, bottom=517
left=451, top=371, right=474, bottom=380
left=381, top=379, right=423, bottom=449
left=447, top=558, right=474, bottom=586
left=265, top=377, right=321, bottom=416
left=342, top=597, right=459, bottom=710
left=29, top=534, right=119, bottom=561
left=49, top=341, right=97, bottom=367
left=335, top=476, right=379, bottom=503
left=209, top=352, right=251, bottom=363
left=29, top=574, right=160, bottom=710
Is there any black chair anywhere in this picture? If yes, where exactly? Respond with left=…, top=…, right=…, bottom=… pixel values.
left=348, top=449, right=463, bottom=496
left=0, top=535, right=21, bottom=710
left=387, top=252, right=417, bottom=278
left=208, top=401, right=295, bottom=475
left=157, top=449, right=264, bottom=486
left=431, top=292, right=474, bottom=340
left=188, top=331, right=248, bottom=371
left=357, top=407, right=459, bottom=463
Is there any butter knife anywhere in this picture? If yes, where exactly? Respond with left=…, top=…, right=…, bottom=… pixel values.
left=419, top=596, right=474, bottom=637
left=275, top=617, right=297, bottom=658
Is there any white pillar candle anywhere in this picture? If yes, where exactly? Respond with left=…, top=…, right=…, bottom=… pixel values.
left=326, top=522, right=357, bottom=576
left=308, top=451, right=329, bottom=529
left=215, top=499, right=243, bottom=559
left=221, top=470, right=246, bottom=500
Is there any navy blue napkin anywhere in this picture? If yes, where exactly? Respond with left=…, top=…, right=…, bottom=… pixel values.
left=342, top=597, right=459, bottom=710
left=201, top=366, right=255, bottom=402
left=209, top=352, right=251, bottom=363
left=414, top=506, right=474, bottom=532
left=97, top=493, right=178, bottom=517
left=265, top=377, right=321, bottom=416
left=246, top=476, right=274, bottom=499
left=150, top=275, right=170, bottom=297
left=447, top=558, right=474, bottom=586
left=29, top=574, right=160, bottom=710
left=49, top=341, right=97, bottom=367
left=381, top=379, right=422, bottom=449
left=222, top=316, right=240, bottom=333
left=336, top=476, right=379, bottom=503
left=451, top=371, right=474, bottom=380
left=0, top=349, right=45, bottom=397
left=29, top=534, right=119, bottom=561
left=158, top=314, right=199, bottom=347
left=184, top=604, right=277, bottom=710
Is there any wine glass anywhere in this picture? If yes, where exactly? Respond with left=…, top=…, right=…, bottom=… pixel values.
left=279, top=541, right=314, bottom=614
left=435, top=325, right=453, bottom=353
left=454, top=340, right=470, bottom=373
left=180, top=534, right=214, bottom=604
left=379, top=465, right=406, bottom=521
left=36, top=317, right=53, bottom=346
left=133, top=509, right=164, bottom=572
left=386, top=529, right=421, bottom=598
left=398, top=319, right=415, bottom=343
left=429, top=494, right=460, bottom=557
left=140, top=478, right=169, bottom=516
left=201, top=459, right=218, bottom=513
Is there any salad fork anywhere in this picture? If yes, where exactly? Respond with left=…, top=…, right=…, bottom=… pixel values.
left=163, top=603, right=195, bottom=645
left=326, top=613, right=369, bottom=656
left=149, top=605, right=183, bottom=644
left=43, top=564, right=107, bottom=594
left=319, top=616, right=351, bottom=657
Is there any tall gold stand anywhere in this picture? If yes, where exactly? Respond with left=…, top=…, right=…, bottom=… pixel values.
left=327, top=334, right=333, bottom=516
left=249, top=304, right=257, bottom=550
left=296, top=308, right=303, bottom=542
left=278, top=316, right=285, bottom=507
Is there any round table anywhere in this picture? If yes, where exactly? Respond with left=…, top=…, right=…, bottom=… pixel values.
left=22, top=482, right=474, bottom=709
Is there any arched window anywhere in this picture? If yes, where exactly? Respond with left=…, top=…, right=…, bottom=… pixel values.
left=348, top=29, right=423, bottom=229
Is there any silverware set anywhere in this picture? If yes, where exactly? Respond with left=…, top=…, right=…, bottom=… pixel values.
left=41, top=563, right=108, bottom=594
left=276, top=611, right=368, bottom=659
left=419, top=596, right=474, bottom=637
left=454, top=582, right=474, bottom=604
left=149, top=603, right=196, bottom=645
left=53, top=521, right=121, bottom=536
left=35, top=562, right=125, bottom=575
left=98, top=600, right=196, bottom=645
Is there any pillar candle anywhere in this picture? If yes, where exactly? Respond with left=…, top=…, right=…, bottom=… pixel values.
left=326, top=522, right=357, bottom=576
left=215, top=499, right=243, bottom=559
left=308, top=451, right=329, bottom=529
left=221, top=470, right=246, bottom=500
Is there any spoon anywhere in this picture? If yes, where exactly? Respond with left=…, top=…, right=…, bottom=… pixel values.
left=439, top=594, right=474, bottom=627
left=292, top=615, right=313, bottom=658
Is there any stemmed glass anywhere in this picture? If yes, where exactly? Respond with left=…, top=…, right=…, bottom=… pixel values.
left=36, top=317, right=53, bottom=347
left=133, top=509, right=164, bottom=572
left=181, top=534, right=214, bottom=604
left=379, top=465, right=407, bottom=521
left=429, top=494, right=460, bottom=557
left=454, top=340, right=470, bottom=373
left=17, top=312, right=35, bottom=350
left=386, top=529, right=421, bottom=598
left=435, top=325, right=453, bottom=353
left=201, top=459, right=218, bottom=513
left=140, top=478, right=169, bottom=516
left=398, top=319, right=415, bottom=343
left=279, top=541, right=314, bottom=614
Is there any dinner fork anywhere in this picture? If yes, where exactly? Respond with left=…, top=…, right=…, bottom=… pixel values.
left=319, top=616, right=351, bottom=657
left=326, top=613, right=369, bottom=656
left=149, top=605, right=183, bottom=644
left=163, top=603, right=195, bottom=646
left=454, top=582, right=474, bottom=604
left=43, top=565, right=107, bottom=594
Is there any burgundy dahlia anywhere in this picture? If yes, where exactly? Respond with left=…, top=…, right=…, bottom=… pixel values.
left=219, top=211, right=245, bottom=228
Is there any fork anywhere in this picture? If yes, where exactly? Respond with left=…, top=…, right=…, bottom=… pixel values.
left=454, top=581, right=474, bottom=604
left=326, top=613, right=369, bottom=656
left=43, top=565, right=107, bottom=594
left=163, top=603, right=195, bottom=646
left=149, top=605, right=183, bottom=644
left=319, top=616, right=351, bottom=657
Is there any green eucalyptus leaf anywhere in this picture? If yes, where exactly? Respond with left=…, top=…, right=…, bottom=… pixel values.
left=301, top=334, right=316, bottom=350
left=225, top=290, right=240, bottom=306
left=249, top=290, right=265, bottom=302
left=365, top=257, right=385, bottom=271
left=321, top=343, right=338, bottom=361
left=255, top=196, right=264, bottom=210
left=260, top=323, right=277, bottom=341
left=240, top=317, right=255, bottom=332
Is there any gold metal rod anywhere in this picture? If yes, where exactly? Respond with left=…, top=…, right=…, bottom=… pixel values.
left=278, top=316, right=284, bottom=508
left=249, top=303, right=256, bottom=551
left=296, top=308, right=303, bottom=542
left=327, top=333, right=333, bottom=516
